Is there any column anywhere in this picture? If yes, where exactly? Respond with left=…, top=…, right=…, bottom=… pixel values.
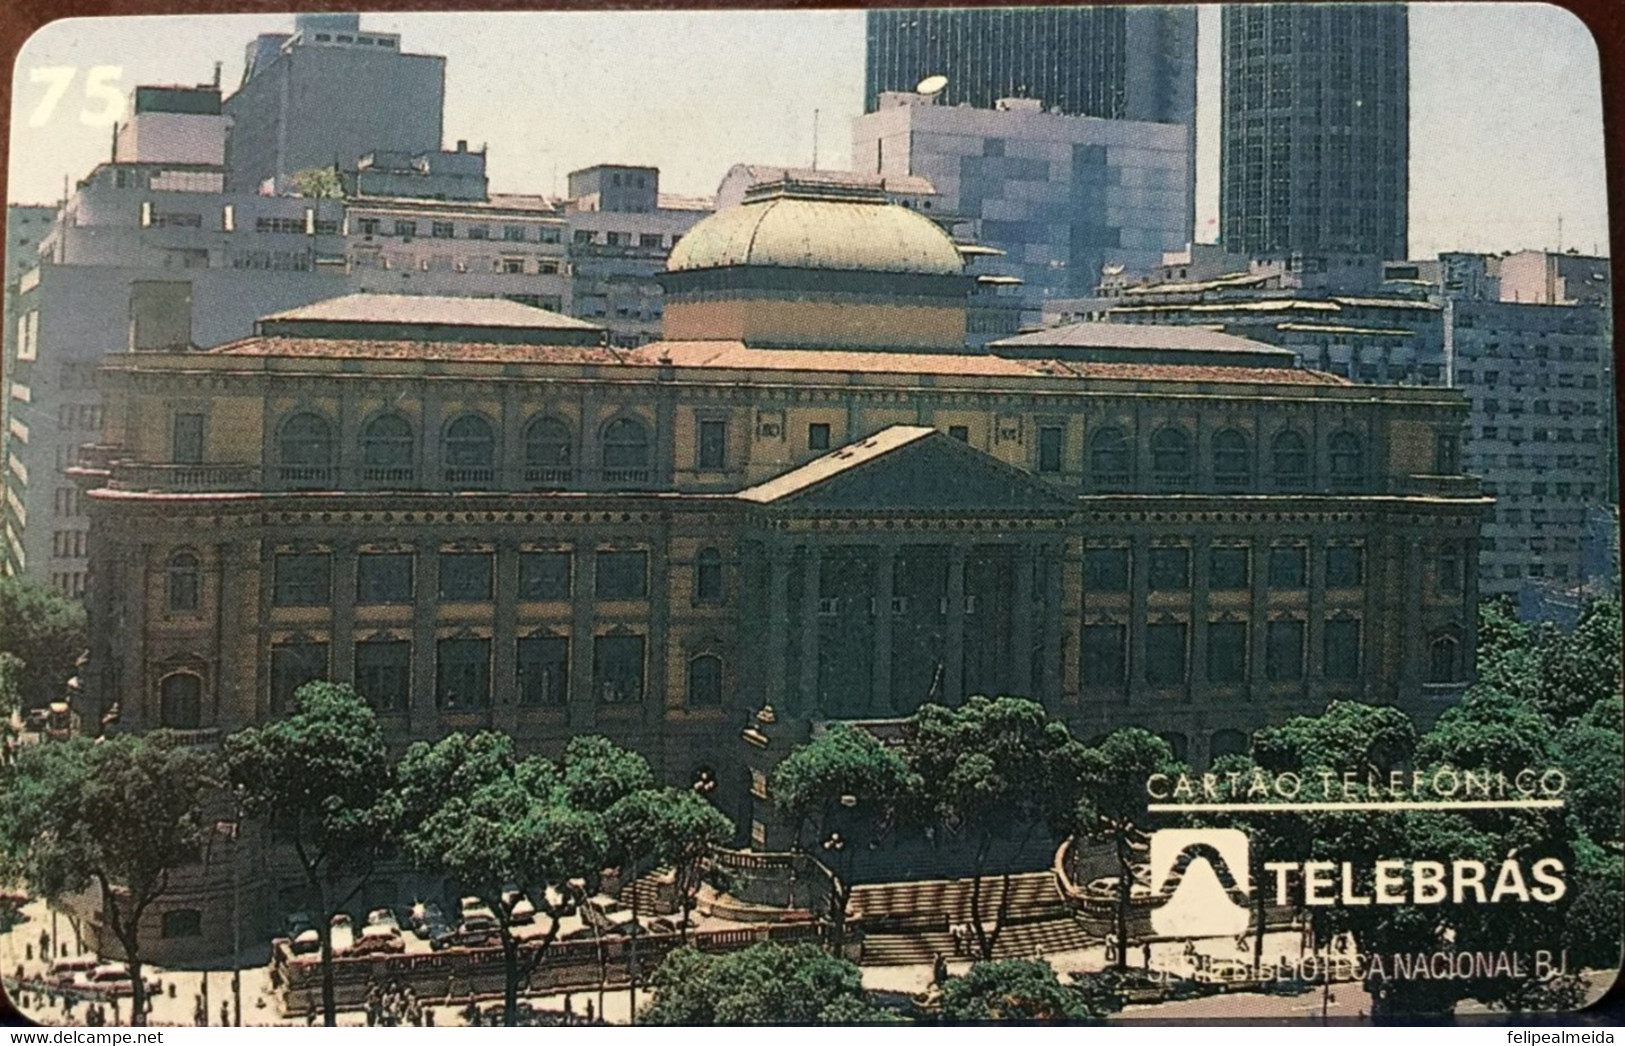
left=410, top=542, right=439, bottom=734
left=492, top=539, right=519, bottom=733
left=1399, top=537, right=1424, bottom=701
left=1248, top=537, right=1269, bottom=702
left=645, top=522, right=671, bottom=727
left=1040, top=542, right=1064, bottom=709
left=654, top=389, right=676, bottom=490
left=1462, top=535, right=1481, bottom=681
left=1189, top=535, right=1211, bottom=706
left=419, top=394, right=442, bottom=491
left=212, top=541, right=240, bottom=730
left=1306, top=534, right=1327, bottom=703
left=336, top=382, right=360, bottom=490
left=569, top=544, right=597, bottom=730
left=1128, top=534, right=1150, bottom=704
left=499, top=385, right=522, bottom=491
left=330, top=538, right=357, bottom=686
left=1362, top=531, right=1387, bottom=703
left=944, top=545, right=965, bottom=705
left=873, top=546, right=895, bottom=714
left=765, top=547, right=791, bottom=713
left=1012, top=546, right=1034, bottom=697
left=797, top=545, right=822, bottom=716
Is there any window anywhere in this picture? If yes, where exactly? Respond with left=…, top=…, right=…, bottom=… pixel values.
left=1272, top=430, right=1309, bottom=488
left=356, top=553, right=413, bottom=604
left=524, top=416, right=573, bottom=486
left=1325, top=546, right=1363, bottom=588
left=573, top=229, right=595, bottom=244
left=159, top=672, right=202, bottom=729
left=602, top=417, right=650, bottom=478
left=1089, top=428, right=1130, bottom=485
left=1328, top=432, right=1363, bottom=487
left=1207, top=622, right=1248, bottom=683
left=1268, top=546, right=1306, bottom=588
left=1266, top=620, right=1304, bottom=680
left=519, top=552, right=572, bottom=600
left=1081, top=624, right=1125, bottom=685
left=698, top=419, right=727, bottom=470
left=1145, top=623, right=1187, bottom=685
left=431, top=221, right=454, bottom=238
left=1436, top=549, right=1462, bottom=594
left=161, top=910, right=202, bottom=939
left=274, top=552, right=331, bottom=606
left=271, top=641, right=328, bottom=713
left=808, top=423, right=831, bottom=450
left=354, top=640, right=409, bottom=711
left=1084, top=548, right=1129, bottom=592
left=443, top=415, right=495, bottom=484
left=1037, top=426, right=1063, bottom=472
left=639, top=233, right=662, bottom=248
left=597, top=550, right=648, bottom=599
left=1428, top=632, right=1461, bottom=684
left=436, top=638, right=491, bottom=709
left=279, top=413, right=333, bottom=485
left=393, top=220, right=417, bottom=238
left=501, top=258, right=525, bottom=274
left=172, top=413, right=204, bottom=464
left=594, top=634, right=645, bottom=703
left=948, top=425, right=969, bottom=442
left=1148, top=546, right=1190, bottom=590
left=687, top=654, right=723, bottom=707
left=1324, top=619, right=1361, bottom=681
left=439, top=552, right=492, bottom=602
left=357, top=217, right=380, bottom=235
left=1150, top=427, right=1191, bottom=482
left=166, top=551, right=200, bottom=612
left=1210, top=546, right=1250, bottom=590
left=516, top=636, right=569, bottom=707
left=361, top=414, right=414, bottom=483
left=503, top=225, right=526, bottom=242
left=695, top=547, right=724, bottom=603
left=1435, top=432, right=1461, bottom=473
left=467, top=224, right=489, bottom=240
left=1212, top=430, right=1251, bottom=489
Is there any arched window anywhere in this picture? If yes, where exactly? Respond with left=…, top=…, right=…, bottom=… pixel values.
left=443, top=415, right=495, bottom=485
left=602, top=417, right=650, bottom=482
left=523, top=416, right=573, bottom=487
left=1089, top=428, right=1130, bottom=487
left=166, top=551, right=200, bottom=612
left=159, top=672, right=202, bottom=730
left=1210, top=729, right=1249, bottom=761
left=1428, top=631, right=1462, bottom=684
left=695, top=548, right=724, bottom=604
left=1150, top=427, right=1191, bottom=483
left=361, top=414, right=414, bottom=484
left=687, top=654, right=723, bottom=707
left=278, top=413, right=333, bottom=487
left=1328, top=432, right=1365, bottom=487
left=1157, top=732, right=1189, bottom=764
left=1212, top=429, right=1251, bottom=489
left=1272, top=430, right=1309, bottom=489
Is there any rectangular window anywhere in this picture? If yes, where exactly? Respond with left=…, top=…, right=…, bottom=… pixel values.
left=1210, top=546, right=1250, bottom=590
left=172, top=413, right=204, bottom=464
left=271, top=641, right=328, bottom=713
left=438, top=552, right=493, bottom=602
left=1268, top=546, right=1307, bottom=588
left=596, top=550, right=648, bottom=599
left=1436, top=551, right=1463, bottom=594
left=1080, top=624, right=1125, bottom=686
left=393, top=220, right=417, bottom=237
left=1145, top=623, right=1187, bottom=686
left=273, top=552, right=331, bottom=606
left=1207, top=622, right=1248, bottom=684
left=503, top=225, right=526, bottom=241
left=517, top=636, right=570, bottom=707
left=518, top=551, right=572, bottom=600
left=1037, top=426, right=1063, bottom=472
left=357, top=217, right=380, bottom=235
left=948, top=426, right=969, bottom=442
left=1266, top=620, right=1305, bottom=680
left=1324, top=546, right=1364, bottom=588
left=593, top=634, right=645, bottom=703
left=697, top=419, right=727, bottom=470
left=431, top=221, right=454, bottom=238
left=639, top=233, right=662, bottom=248
left=467, top=224, right=489, bottom=240
left=356, top=552, right=413, bottom=604
left=808, top=423, right=831, bottom=450
left=501, top=257, right=526, bottom=274
left=1324, top=620, right=1361, bottom=681
left=1084, top=547, right=1129, bottom=592
left=353, top=640, right=410, bottom=711
left=436, top=638, right=490, bottom=709
left=573, top=229, right=595, bottom=244
left=1148, top=547, right=1190, bottom=590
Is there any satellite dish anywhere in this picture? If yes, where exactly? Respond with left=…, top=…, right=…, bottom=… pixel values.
left=916, top=74, right=949, bottom=97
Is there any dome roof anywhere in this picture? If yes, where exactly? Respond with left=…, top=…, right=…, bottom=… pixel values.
left=667, top=181, right=966, bottom=277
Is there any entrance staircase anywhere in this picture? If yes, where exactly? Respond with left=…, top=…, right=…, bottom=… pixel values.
left=848, top=871, right=1095, bottom=966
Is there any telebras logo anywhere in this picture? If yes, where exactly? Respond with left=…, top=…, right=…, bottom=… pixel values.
left=1149, top=828, right=1566, bottom=937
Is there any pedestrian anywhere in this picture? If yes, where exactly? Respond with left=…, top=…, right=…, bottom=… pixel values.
left=563, top=993, right=573, bottom=1022
left=220, top=1000, right=230, bottom=1027
left=931, top=952, right=948, bottom=987
left=1142, top=941, right=1152, bottom=969
left=585, top=998, right=595, bottom=1024
left=39, top=929, right=50, bottom=960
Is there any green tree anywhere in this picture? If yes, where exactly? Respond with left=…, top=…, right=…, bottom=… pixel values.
left=223, top=682, right=398, bottom=1027
left=397, top=733, right=644, bottom=1027
left=0, top=653, right=22, bottom=762
left=0, top=733, right=218, bottom=1025
left=604, top=785, right=732, bottom=939
left=640, top=942, right=889, bottom=1024
left=290, top=166, right=344, bottom=198
left=0, top=576, right=87, bottom=711
left=770, top=723, right=915, bottom=945
left=1073, top=728, right=1185, bottom=970
left=936, top=958, right=1099, bottom=1022
left=904, top=696, right=1089, bottom=960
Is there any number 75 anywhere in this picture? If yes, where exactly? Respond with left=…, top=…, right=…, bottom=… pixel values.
left=29, top=66, right=125, bottom=127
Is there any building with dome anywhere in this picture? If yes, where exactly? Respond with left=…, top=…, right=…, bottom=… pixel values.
left=71, top=179, right=1484, bottom=958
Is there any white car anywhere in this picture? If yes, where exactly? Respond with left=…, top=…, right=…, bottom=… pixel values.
left=329, top=913, right=355, bottom=954
left=71, top=963, right=160, bottom=998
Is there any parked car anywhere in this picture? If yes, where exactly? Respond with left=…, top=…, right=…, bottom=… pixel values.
left=366, top=907, right=401, bottom=933
left=48, top=956, right=100, bottom=988
left=501, top=889, right=535, bottom=926
left=459, top=899, right=499, bottom=934
left=410, top=902, right=455, bottom=949
left=284, top=911, right=314, bottom=938
left=329, top=913, right=355, bottom=954
left=352, top=923, right=405, bottom=956
left=71, top=963, right=160, bottom=998
left=290, top=928, right=321, bottom=956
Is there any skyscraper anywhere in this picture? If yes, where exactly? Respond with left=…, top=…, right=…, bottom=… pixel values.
left=1220, top=4, right=1409, bottom=260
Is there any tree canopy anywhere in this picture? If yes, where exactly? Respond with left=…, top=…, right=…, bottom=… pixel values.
left=936, top=959, right=1101, bottom=1022
left=641, top=942, right=890, bottom=1024
left=0, top=576, right=87, bottom=710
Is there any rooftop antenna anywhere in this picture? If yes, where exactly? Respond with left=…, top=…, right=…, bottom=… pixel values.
left=812, top=109, right=820, bottom=171
left=1557, top=214, right=1563, bottom=253
left=212, top=61, right=222, bottom=88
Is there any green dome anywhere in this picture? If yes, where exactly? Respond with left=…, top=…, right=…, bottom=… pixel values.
left=668, top=182, right=966, bottom=277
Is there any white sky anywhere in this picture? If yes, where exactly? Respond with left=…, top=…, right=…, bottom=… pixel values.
left=6, top=4, right=1609, bottom=259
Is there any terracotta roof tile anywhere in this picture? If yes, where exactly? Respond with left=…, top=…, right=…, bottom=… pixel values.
left=205, top=336, right=638, bottom=365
